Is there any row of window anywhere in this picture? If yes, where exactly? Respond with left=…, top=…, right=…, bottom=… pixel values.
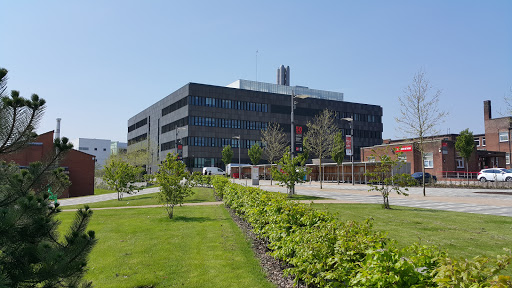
left=162, top=97, right=188, bottom=117
left=161, top=117, right=188, bottom=134
left=189, top=96, right=269, bottom=112
left=474, top=137, right=487, bottom=147
left=78, top=147, right=107, bottom=152
left=128, top=133, right=147, bottom=145
left=128, top=117, right=148, bottom=132
left=189, top=116, right=269, bottom=130
left=160, top=137, right=262, bottom=152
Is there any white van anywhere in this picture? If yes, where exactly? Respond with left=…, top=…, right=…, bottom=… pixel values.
left=202, top=167, right=226, bottom=176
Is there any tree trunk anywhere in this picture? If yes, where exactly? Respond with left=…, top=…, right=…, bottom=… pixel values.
left=422, top=151, right=426, bottom=197
left=337, top=164, right=340, bottom=184
left=319, top=158, right=323, bottom=189
left=168, top=205, right=174, bottom=219
left=270, top=162, right=273, bottom=186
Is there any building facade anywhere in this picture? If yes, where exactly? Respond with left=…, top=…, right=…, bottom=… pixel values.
left=73, top=138, right=113, bottom=169
left=0, top=131, right=95, bottom=197
left=483, top=100, right=512, bottom=168
left=128, top=80, right=383, bottom=173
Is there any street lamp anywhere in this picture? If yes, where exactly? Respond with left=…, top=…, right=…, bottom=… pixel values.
left=341, top=117, right=354, bottom=185
left=232, top=135, right=241, bottom=179
left=291, top=91, right=310, bottom=194
left=175, top=126, right=186, bottom=159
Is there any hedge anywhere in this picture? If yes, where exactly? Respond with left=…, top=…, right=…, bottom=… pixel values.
left=213, top=178, right=512, bottom=287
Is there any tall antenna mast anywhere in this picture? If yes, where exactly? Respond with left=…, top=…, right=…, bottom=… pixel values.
left=256, top=50, right=258, bottom=82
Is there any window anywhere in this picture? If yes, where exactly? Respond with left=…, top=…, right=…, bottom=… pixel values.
left=367, top=156, right=375, bottom=162
left=474, top=138, right=480, bottom=147
left=499, top=132, right=509, bottom=142
left=398, top=153, right=407, bottom=162
left=507, top=153, right=510, bottom=165
left=482, top=137, right=486, bottom=146
left=456, top=158, right=464, bottom=168
left=78, top=147, right=89, bottom=151
left=94, top=148, right=97, bottom=151
left=103, top=148, right=107, bottom=151
left=423, top=152, right=433, bottom=168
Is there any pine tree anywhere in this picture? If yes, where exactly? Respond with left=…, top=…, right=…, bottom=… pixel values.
left=0, top=68, right=97, bottom=287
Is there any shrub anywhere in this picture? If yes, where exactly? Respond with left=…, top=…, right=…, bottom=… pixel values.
left=213, top=181, right=512, bottom=287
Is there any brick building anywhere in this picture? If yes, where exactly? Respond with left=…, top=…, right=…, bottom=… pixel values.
left=482, top=100, right=512, bottom=168
left=0, top=131, right=95, bottom=198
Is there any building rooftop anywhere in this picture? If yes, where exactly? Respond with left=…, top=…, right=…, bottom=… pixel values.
left=226, top=79, right=344, bottom=101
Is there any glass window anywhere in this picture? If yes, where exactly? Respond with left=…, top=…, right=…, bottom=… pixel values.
left=423, top=152, right=434, bottom=168
left=457, top=158, right=464, bottom=168
left=474, top=138, right=480, bottom=147
left=499, top=132, right=509, bottom=142
left=398, top=153, right=407, bottom=162
left=507, top=153, right=510, bottom=165
left=483, top=137, right=486, bottom=146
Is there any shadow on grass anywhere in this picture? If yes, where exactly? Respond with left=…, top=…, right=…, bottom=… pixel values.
left=171, top=216, right=214, bottom=223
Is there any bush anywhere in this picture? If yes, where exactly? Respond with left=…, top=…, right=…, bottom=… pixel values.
left=214, top=181, right=512, bottom=287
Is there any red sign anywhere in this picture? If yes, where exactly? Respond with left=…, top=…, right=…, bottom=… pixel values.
left=442, top=142, right=448, bottom=147
left=346, top=135, right=352, bottom=156
left=395, top=145, right=412, bottom=152
left=295, top=126, right=303, bottom=134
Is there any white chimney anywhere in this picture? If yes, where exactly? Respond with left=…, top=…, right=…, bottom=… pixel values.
left=55, top=118, right=61, bottom=140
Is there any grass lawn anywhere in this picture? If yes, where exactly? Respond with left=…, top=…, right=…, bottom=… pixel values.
left=58, top=205, right=274, bottom=288
left=64, top=187, right=216, bottom=210
left=314, top=203, right=512, bottom=260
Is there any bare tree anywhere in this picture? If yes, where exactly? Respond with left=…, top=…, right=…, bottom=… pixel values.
left=395, top=69, right=447, bottom=196
left=304, top=109, right=339, bottom=189
left=261, top=122, right=288, bottom=185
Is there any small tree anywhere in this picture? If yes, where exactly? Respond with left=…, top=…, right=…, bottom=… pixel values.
left=331, top=131, right=345, bottom=184
left=221, top=145, right=233, bottom=175
left=261, top=122, right=288, bottom=185
left=395, top=69, right=447, bottom=196
left=304, top=109, right=339, bottom=189
left=271, top=151, right=309, bottom=197
left=156, top=152, right=193, bottom=219
left=248, top=143, right=262, bottom=165
left=103, top=158, right=143, bottom=200
left=455, top=129, right=475, bottom=184
left=365, top=149, right=416, bottom=209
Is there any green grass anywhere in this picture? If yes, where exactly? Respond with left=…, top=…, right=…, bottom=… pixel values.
left=314, top=203, right=512, bottom=260
left=94, top=188, right=117, bottom=195
left=57, top=206, right=274, bottom=288
left=64, top=187, right=216, bottom=210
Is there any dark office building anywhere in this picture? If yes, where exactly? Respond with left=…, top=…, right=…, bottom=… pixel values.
left=127, top=80, right=383, bottom=172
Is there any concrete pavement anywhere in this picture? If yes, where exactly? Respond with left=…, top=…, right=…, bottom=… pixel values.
left=58, top=180, right=512, bottom=217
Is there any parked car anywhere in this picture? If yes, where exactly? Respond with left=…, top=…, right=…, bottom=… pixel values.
left=411, top=172, right=437, bottom=184
left=477, top=168, right=512, bottom=182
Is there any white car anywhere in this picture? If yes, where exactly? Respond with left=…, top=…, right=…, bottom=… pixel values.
left=477, top=168, right=512, bottom=182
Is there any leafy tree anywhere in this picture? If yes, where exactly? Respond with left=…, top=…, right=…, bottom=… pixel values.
left=304, top=109, right=338, bottom=189
left=156, top=152, right=193, bottom=219
left=0, top=69, right=96, bottom=287
left=271, top=151, right=309, bottom=196
left=395, top=69, right=447, bottom=196
left=103, top=157, right=143, bottom=200
left=365, top=148, right=416, bottom=209
left=248, top=143, right=262, bottom=165
left=331, top=131, right=345, bottom=184
left=221, top=145, right=233, bottom=172
left=261, top=122, right=288, bottom=185
left=455, top=129, right=475, bottom=184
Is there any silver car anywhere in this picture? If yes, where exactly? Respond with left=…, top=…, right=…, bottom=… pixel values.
left=477, top=168, right=512, bottom=182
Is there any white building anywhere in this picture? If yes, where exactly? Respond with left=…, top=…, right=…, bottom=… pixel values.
left=72, top=138, right=113, bottom=169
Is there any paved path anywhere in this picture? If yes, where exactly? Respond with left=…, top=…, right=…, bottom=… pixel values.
left=234, top=179, right=512, bottom=217
left=59, top=181, right=512, bottom=217
left=58, top=187, right=161, bottom=206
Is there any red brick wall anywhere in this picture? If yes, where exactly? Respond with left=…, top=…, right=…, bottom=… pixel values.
left=0, top=131, right=95, bottom=198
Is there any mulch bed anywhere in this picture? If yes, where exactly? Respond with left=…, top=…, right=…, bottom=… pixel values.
left=226, top=207, right=306, bottom=288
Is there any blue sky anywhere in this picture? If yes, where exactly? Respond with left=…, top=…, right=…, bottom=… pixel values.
left=1, top=1, right=511, bottom=142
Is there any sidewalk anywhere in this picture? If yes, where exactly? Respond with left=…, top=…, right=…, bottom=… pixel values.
left=234, top=179, right=512, bottom=217
left=58, top=187, right=160, bottom=207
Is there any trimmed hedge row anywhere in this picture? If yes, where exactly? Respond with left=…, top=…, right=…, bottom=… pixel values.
left=213, top=178, right=512, bottom=287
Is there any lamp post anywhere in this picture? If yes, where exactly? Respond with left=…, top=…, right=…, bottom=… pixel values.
left=232, top=135, right=241, bottom=179
left=342, top=117, right=354, bottom=185
left=175, top=126, right=186, bottom=160
left=291, top=91, right=309, bottom=194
